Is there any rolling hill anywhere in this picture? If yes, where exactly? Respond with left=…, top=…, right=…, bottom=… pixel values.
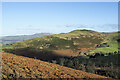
left=1, top=52, right=109, bottom=79
left=1, top=29, right=119, bottom=79
left=2, top=30, right=119, bottom=61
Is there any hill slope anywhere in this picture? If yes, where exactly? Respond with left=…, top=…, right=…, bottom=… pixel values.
left=2, top=30, right=106, bottom=60
left=2, top=52, right=108, bottom=79
left=88, top=31, right=119, bottom=54
left=2, top=30, right=119, bottom=61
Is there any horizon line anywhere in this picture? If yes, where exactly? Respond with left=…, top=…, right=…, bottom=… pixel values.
left=1, top=29, right=119, bottom=37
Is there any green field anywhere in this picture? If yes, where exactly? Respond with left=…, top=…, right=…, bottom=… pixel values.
left=88, top=32, right=119, bottom=54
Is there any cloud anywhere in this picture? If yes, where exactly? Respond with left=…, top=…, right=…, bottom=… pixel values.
left=64, top=24, right=94, bottom=28
left=63, top=24, right=118, bottom=32
left=103, top=24, right=118, bottom=29
left=16, top=24, right=118, bottom=34
left=93, top=24, right=118, bottom=32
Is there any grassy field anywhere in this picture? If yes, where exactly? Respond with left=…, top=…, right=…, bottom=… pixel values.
left=88, top=32, right=119, bottom=54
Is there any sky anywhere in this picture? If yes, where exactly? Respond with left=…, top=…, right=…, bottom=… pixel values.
left=2, top=2, right=118, bottom=36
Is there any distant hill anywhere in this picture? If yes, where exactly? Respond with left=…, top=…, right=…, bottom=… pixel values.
left=2, top=52, right=108, bottom=79
left=1, top=33, right=52, bottom=45
left=2, top=30, right=119, bottom=60
left=3, top=29, right=118, bottom=60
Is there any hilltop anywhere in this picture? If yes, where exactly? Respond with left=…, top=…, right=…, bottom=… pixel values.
left=2, top=52, right=108, bottom=79
left=2, top=29, right=119, bottom=61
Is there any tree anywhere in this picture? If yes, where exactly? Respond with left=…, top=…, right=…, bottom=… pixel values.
left=59, top=58, right=65, bottom=66
left=67, top=60, right=74, bottom=68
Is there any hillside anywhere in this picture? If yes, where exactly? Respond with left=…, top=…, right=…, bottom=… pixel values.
left=1, top=33, right=51, bottom=45
left=88, top=31, right=119, bottom=54
left=1, top=30, right=119, bottom=79
left=2, top=52, right=108, bottom=79
left=2, top=30, right=105, bottom=60
left=2, top=30, right=119, bottom=61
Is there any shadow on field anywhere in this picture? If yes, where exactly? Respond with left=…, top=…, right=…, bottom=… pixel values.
left=3, top=48, right=69, bottom=61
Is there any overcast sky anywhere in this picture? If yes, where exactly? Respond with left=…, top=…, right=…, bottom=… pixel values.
left=2, top=2, right=118, bottom=36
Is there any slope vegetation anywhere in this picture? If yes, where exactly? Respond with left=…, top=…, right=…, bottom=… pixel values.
left=88, top=32, right=119, bottom=54
left=2, top=52, right=108, bottom=79
left=2, top=30, right=105, bottom=60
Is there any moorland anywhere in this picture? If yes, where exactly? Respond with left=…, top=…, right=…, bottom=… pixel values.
left=1, top=29, right=120, bottom=79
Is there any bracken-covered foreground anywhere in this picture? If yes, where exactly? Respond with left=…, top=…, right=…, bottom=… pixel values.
left=1, top=52, right=110, bottom=79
